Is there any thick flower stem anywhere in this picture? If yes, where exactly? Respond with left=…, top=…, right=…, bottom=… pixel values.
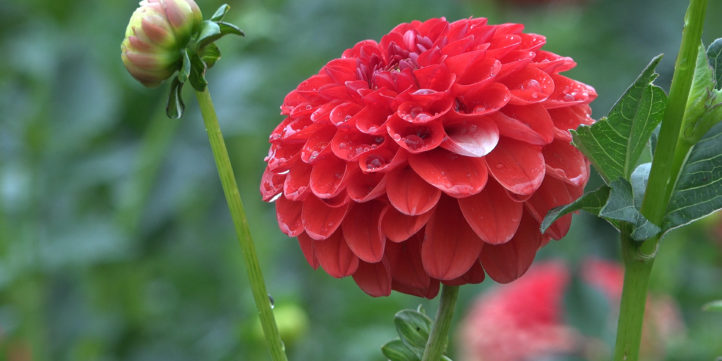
left=194, top=88, right=288, bottom=361
left=421, top=285, right=459, bottom=361
left=613, top=231, right=655, bottom=361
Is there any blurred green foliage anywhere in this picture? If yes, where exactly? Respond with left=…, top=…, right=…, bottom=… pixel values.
left=0, top=0, right=721, bottom=360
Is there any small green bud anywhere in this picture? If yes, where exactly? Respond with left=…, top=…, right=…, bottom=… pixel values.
left=121, top=0, right=202, bottom=87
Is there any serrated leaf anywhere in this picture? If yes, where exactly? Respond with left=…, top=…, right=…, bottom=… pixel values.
left=707, top=38, right=722, bottom=89
left=165, top=77, right=184, bottom=119
left=664, top=121, right=722, bottom=231
left=600, top=179, right=660, bottom=240
left=394, top=309, right=432, bottom=352
left=200, top=43, right=221, bottom=69
left=541, top=185, right=610, bottom=233
left=188, top=53, right=208, bottom=91
left=179, top=48, right=191, bottom=83
left=210, top=4, right=230, bottom=22
left=382, top=339, right=420, bottom=361
left=702, top=300, right=722, bottom=312
left=218, top=21, right=245, bottom=37
left=572, top=55, right=666, bottom=183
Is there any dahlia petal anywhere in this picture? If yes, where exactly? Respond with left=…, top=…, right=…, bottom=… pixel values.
left=330, top=130, right=386, bottom=161
left=381, top=207, right=433, bottom=242
left=548, top=104, right=595, bottom=137
left=358, top=145, right=408, bottom=173
left=352, top=260, right=392, bottom=297
left=297, top=233, right=319, bottom=269
left=386, top=165, right=441, bottom=216
left=309, top=157, right=350, bottom=199
left=422, top=196, right=484, bottom=280
left=397, top=97, right=453, bottom=124
left=290, top=103, right=316, bottom=118
left=413, top=64, right=455, bottom=91
left=279, top=116, right=324, bottom=142
left=408, top=148, right=488, bottom=198
left=543, top=140, right=589, bottom=186
left=443, top=261, right=485, bottom=286
left=545, top=74, right=598, bottom=109
left=486, top=33, right=522, bottom=59
left=301, top=126, right=335, bottom=164
left=386, top=115, right=445, bottom=153
left=452, top=82, right=510, bottom=117
left=346, top=171, right=386, bottom=202
left=441, top=118, right=500, bottom=157
left=503, top=65, right=555, bottom=105
left=354, top=105, right=392, bottom=135
left=497, top=50, right=535, bottom=79
left=453, top=57, right=502, bottom=90
left=486, top=137, right=545, bottom=196
left=329, top=102, right=363, bottom=128
left=525, top=176, right=584, bottom=239
left=301, top=195, right=350, bottom=240
left=260, top=167, right=285, bottom=201
left=441, top=36, right=477, bottom=57
left=518, top=33, right=546, bottom=52
left=283, top=164, right=311, bottom=201
left=495, top=104, right=555, bottom=145
left=387, top=234, right=436, bottom=297
left=324, top=58, right=359, bottom=84
left=480, top=211, right=541, bottom=283
left=342, top=201, right=388, bottom=263
left=458, top=180, right=523, bottom=244
left=276, top=196, right=304, bottom=237
left=310, top=101, right=340, bottom=123
left=265, top=142, right=302, bottom=172
left=314, top=230, right=359, bottom=278
left=532, top=50, right=576, bottom=73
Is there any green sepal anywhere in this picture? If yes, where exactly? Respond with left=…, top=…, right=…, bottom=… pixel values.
left=541, top=185, right=611, bottom=233
left=217, top=21, right=245, bottom=37
left=179, top=48, right=191, bottom=83
left=166, top=77, right=185, bottom=119
left=200, top=43, right=221, bottom=69
left=381, top=339, right=420, bottom=361
left=702, top=300, right=722, bottom=312
left=188, top=52, right=208, bottom=91
left=707, top=38, right=722, bottom=89
left=196, top=20, right=221, bottom=49
left=393, top=309, right=432, bottom=353
left=210, top=4, right=230, bottom=22
left=664, top=121, right=722, bottom=232
left=600, top=178, right=660, bottom=241
left=572, top=55, right=666, bottom=183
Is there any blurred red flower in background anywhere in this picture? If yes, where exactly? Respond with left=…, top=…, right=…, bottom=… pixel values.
left=261, top=17, right=596, bottom=297
left=458, top=260, right=684, bottom=361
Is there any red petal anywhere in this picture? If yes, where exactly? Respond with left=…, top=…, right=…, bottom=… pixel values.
left=260, top=167, right=285, bottom=202
left=458, top=180, right=523, bottom=244
left=493, top=104, right=555, bottom=145
left=452, top=57, right=502, bottom=92
left=346, top=171, right=386, bottom=202
left=408, top=148, right=488, bottom=198
left=387, top=115, right=445, bottom=153
left=329, top=102, right=363, bottom=128
left=487, top=32, right=522, bottom=59
left=283, top=164, right=311, bottom=201
left=413, top=64, right=455, bottom=91
left=314, top=230, right=359, bottom=278
left=265, top=142, right=302, bottom=172
left=548, top=104, right=595, bottom=140
left=309, top=157, right=350, bottom=199
left=486, top=137, right=545, bottom=196
left=358, top=143, right=408, bottom=173
left=354, top=105, right=392, bottom=135
left=302, top=195, right=350, bottom=240
left=502, top=65, right=555, bottom=105
left=480, top=211, right=541, bottom=283
left=497, top=50, right=535, bottom=79
left=545, top=74, right=597, bottom=109
left=352, top=260, right=392, bottom=297
left=525, top=176, right=584, bottom=239
left=543, top=140, right=590, bottom=186
left=342, top=201, right=388, bottom=263
left=381, top=207, right=433, bottom=242
left=276, top=196, right=304, bottom=237
left=452, top=82, right=510, bottom=117
left=297, top=233, right=319, bottom=269
left=518, top=33, right=546, bottom=52
left=387, top=234, right=437, bottom=298
left=441, top=118, right=499, bottom=157
left=532, top=50, right=576, bottom=74
left=386, top=165, right=441, bottom=215
left=301, top=126, right=335, bottom=164
left=324, top=58, right=358, bottom=84
left=397, top=97, right=453, bottom=124
left=330, top=130, right=386, bottom=161
left=421, top=196, right=484, bottom=280
left=443, top=261, right=485, bottom=286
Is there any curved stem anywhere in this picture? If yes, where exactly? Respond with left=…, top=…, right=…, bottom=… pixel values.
left=421, top=285, right=459, bottom=361
left=194, top=88, right=288, bottom=361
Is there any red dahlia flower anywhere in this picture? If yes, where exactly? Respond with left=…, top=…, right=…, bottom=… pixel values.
left=261, top=17, right=596, bottom=297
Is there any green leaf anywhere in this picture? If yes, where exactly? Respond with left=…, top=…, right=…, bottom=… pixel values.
left=210, top=4, right=230, bottom=22
left=200, top=43, right=221, bottom=69
left=681, top=44, right=722, bottom=144
left=188, top=53, right=208, bottom=91
left=664, top=121, right=722, bottom=231
left=707, top=38, right=722, bottom=89
left=630, top=162, right=652, bottom=208
left=393, top=309, right=432, bottom=353
left=572, top=55, right=667, bottom=182
left=541, top=185, right=611, bottom=233
left=702, top=300, right=722, bottom=312
left=600, top=179, right=660, bottom=240
left=179, top=48, right=191, bottom=83
left=165, top=77, right=185, bottom=119
left=381, top=339, right=420, bottom=361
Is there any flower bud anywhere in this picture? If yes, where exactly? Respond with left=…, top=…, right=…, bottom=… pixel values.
left=121, top=0, right=202, bottom=87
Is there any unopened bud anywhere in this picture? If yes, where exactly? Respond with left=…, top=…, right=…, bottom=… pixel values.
left=121, top=0, right=202, bottom=87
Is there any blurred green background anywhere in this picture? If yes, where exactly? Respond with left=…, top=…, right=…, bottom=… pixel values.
left=1, top=0, right=721, bottom=360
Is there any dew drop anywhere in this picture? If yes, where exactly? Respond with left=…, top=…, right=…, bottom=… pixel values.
left=365, top=155, right=386, bottom=170
left=268, top=294, right=275, bottom=309
left=404, top=134, right=423, bottom=150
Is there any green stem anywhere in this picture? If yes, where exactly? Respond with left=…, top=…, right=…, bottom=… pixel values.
left=640, top=0, right=707, bottom=252
left=194, top=88, right=288, bottom=361
left=421, top=285, right=459, bottom=361
left=613, top=231, right=655, bottom=361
